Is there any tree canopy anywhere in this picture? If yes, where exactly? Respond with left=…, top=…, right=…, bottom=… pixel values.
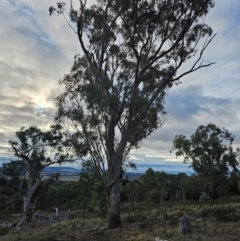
left=172, top=123, right=240, bottom=199
left=9, top=125, right=72, bottom=226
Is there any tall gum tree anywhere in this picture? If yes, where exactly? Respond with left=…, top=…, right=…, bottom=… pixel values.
left=50, top=0, right=216, bottom=228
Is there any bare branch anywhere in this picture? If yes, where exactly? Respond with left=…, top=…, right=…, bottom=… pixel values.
left=62, top=13, right=77, bottom=34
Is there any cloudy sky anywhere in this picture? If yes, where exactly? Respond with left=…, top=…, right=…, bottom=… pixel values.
left=0, top=0, right=239, bottom=174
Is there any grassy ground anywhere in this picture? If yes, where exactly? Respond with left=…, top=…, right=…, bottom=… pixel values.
left=1, top=199, right=240, bottom=241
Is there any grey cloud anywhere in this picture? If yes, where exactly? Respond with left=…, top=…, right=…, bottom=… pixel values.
left=0, top=146, right=8, bottom=150
left=230, top=130, right=240, bottom=147
left=127, top=153, right=194, bottom=174
left=0, top=132, right=10, bottom=152
left=0, top=103, right=35, bottom=113
left=0, top=103, right=55, bottom=130
left=0, top=0, right=240, bottom=173
left=140, top=85, right=240, bottom=155
left=165, top=85, right=232, bottom=120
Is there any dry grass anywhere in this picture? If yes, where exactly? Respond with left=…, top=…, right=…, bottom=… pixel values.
left=1, top=199, right=240, bottom=241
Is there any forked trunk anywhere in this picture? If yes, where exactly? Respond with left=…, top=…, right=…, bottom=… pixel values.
left=107, top=177, right=121, bottom=229
left=18, top=179, right=40, bottom=227
left=106, top=126, right=127, bottom=229
left=18, top=192, right=37, bottom=226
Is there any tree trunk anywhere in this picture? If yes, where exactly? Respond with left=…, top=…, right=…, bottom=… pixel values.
left=18, top=191, right=37, bottom=226
left=160, top=188, right=163, bottom=206
left=180, top=216, right=191, bottom=234
left=106, top=125, right=127, bottom=229
left=107, top=177, right=121, bottom=229
left=18, top=178, right=40, bottom=227
left=207, top=182, right=217, bottom=200
left=180, top=184, right=186, bottom=201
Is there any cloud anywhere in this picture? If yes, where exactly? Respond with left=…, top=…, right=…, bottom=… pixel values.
left=135, top=162, right=194, bottom=175
left=130, top=83, right=240, bottom=162
left=0, top=0, right=239, bottom=174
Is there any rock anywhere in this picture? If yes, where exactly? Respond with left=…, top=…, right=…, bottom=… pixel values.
left=155, top=237, right=168, bottom=241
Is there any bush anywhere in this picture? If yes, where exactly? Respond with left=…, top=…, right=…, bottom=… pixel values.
left=212, top=206, right=238, bottom=223
left=124, top=215, right=136, bottom=223
left=135, top=214, right=147, bottom=222
left=0, top=227, right=8, bottom=236
left=199, top=192, right=208, bottom=201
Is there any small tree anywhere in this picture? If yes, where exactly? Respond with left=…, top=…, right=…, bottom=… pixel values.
left=77, top=171, right=96, bottom=214
left=51, top=0, right=216, bottom=228
left=2, top=160, right=27, bottom=192
left=155, top=171, right=169, bottom=204
left=176, top=172, right=188, bottom=201
left=9, top=126, right=73, bottom=226
left=172, top=123, right=239, bottom=199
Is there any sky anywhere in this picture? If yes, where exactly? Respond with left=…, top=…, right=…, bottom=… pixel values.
left=0, top=0, right=240, bottom=174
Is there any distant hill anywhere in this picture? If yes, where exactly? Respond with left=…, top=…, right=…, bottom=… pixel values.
left=0, top=165, right=142, bottom=179
left=41, top=166, right=143, bottom=179
left=42, top=166, right=80, bottom=176
left=1, top=164, right=193, bottom=179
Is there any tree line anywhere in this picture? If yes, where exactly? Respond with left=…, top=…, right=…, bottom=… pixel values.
left=1, top=159, right=240, bottom=218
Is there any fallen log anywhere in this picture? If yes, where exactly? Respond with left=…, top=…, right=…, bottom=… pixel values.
left=0, top=221, right=12, bottom=228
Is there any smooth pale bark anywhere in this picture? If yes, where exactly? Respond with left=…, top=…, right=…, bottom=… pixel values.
left=180, top=183, right=186, bottom=201
left=106, top=131, right=127, bottom=228
left=18, top=166, right=41, bottom=227
left=18, top=181, right=39, bottom=226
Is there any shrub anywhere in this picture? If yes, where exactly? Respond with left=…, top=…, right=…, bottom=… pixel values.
left=135, top=214, right=147, bottom=222
left=0, top=227, right=8, bottom=236
left=212, top=206, right=238, bottom=223
left=124, top=215, right=136, bottom=223
left=199, top=192, right=208, bottom=201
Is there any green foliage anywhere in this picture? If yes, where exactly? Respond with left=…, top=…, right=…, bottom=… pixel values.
left=39, top=233, right=57, bottom=241
left=9, top=125, right=72, bottom=174
left=44, top=170, right=108, bottom=217
left=199, top=192, right=208, bottom=201
left=173, top=123, right=240, bottom=199
left=124, top=214, right=136, bottom=223
left=123, top=179, right=145, bottom=204
left=211, top=206, right=238, bottom=223
left=124, top=213, right=147, bottom=224
left=0, top=227, right=8, bottom=236
left=185, top=175, right=204, bottom=200
left=3, top=125, right=76, bottom=224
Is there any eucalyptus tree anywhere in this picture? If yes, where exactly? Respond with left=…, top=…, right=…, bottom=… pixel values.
left=2, top=159, right=27, bottom=191
left=51, top=0, right=215, bottom=228
left=155, top=171, right=168, bottom=205
left=9, top=125, right=73, bottom=226
left=176, top=172, right=188, bottom=201
left=172, top=123, right=240, bottom=199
